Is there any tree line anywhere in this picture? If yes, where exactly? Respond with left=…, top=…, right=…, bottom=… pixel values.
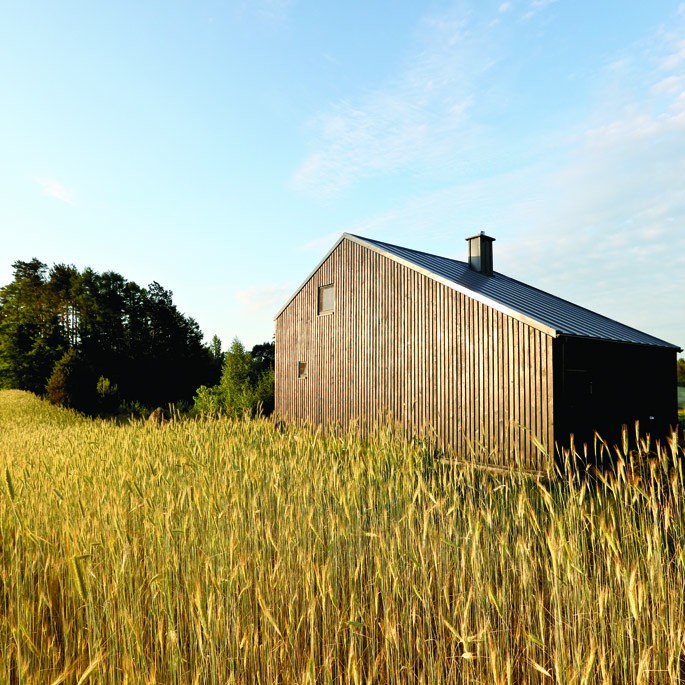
left=0, top=258, right=276, bottom=417
left=0, top=259, right=231, bottom=414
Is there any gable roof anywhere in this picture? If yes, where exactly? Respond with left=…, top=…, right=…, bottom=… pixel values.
left=276, top=233, right=681, bottom=350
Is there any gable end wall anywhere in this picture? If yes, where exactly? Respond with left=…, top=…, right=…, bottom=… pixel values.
left=275, top=238, right=555, bottom=470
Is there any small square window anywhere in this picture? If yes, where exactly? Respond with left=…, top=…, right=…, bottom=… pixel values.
left=298, top=361, right=307, bottom=379
left=318, top=284, right=334, bottom=315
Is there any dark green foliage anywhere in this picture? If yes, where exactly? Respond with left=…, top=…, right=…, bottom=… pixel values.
left=46, top=349, right=96, bottom=412
left=253, top=366, right=275, bottom=415
left=193, top=338, right=275, bottom=417
left=0, top=260, right=66, bottom=393
left=251, top=340, right=275, bottom=377
left=0, top=259, right=220, bottom=412
left=678, top=357, right=685, bottom=386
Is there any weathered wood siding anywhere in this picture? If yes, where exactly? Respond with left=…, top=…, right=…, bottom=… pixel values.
left=275, top=238, right=555, bottom=470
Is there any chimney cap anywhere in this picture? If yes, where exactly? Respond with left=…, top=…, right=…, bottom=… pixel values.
left=465, top=231, right=495, bottom=242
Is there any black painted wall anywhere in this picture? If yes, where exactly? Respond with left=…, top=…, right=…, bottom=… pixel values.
left=553, top=336, right=677, bottom=457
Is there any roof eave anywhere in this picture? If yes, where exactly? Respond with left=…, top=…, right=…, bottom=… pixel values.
left=556, top=332, right=682, bottom=352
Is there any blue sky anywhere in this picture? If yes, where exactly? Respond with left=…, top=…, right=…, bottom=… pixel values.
left=2, top=1, right=684, bottom=353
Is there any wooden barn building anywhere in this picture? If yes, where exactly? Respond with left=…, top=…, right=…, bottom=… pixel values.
left=274, top=233, right=681, bottom=470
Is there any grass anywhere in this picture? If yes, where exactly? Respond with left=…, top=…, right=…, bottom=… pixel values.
left=1, top=389, right=685, bottom=683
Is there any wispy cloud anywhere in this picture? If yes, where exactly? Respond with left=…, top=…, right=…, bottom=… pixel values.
left=524, top=0, right=558, bottom=20
left=236, top=283, right=293, bottom=316
left=297, top=230, right=341, bottom=254
left=35, top=177, right=74, bottom=205
left=291, top=7, right=490, bottom=197
left=291, top=0, right=566, bottom=199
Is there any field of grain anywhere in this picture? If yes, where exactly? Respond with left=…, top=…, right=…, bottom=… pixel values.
left=1, top=389, right=684, bottom=684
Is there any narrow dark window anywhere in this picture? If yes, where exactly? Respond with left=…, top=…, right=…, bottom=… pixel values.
left=298, top=361, right=307, bottom=379
left=318, top=284, right=334, bottom=315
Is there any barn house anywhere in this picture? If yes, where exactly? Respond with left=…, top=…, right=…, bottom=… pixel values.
left=274, top=233, right=680, bottom=470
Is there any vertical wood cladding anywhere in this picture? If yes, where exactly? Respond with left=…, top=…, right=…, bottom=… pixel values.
left=275, top=239, right=555, bottom=470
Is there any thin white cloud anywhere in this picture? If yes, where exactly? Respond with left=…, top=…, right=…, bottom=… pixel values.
left=659, top=40, right=685, bottom=70
left=298, top=230, right=341, bottom=254
left=236, top=283, right=293, bottom=315
left=35, top=177, right=74, bottom=205
left=651, top=75, right=683, bottom=95
left=523, top=0, right=558, bottom=20
left=291, top=7, right=487, bottom=198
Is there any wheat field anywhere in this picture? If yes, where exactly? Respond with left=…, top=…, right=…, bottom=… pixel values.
left=1, top=389, right=684, bottom=684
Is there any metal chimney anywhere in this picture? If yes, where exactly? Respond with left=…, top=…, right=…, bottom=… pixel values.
left=466, top=232, right=496, bottom=276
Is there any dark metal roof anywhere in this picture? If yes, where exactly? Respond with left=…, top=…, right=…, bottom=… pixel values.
left=354, top=234, right=680, bottom=350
